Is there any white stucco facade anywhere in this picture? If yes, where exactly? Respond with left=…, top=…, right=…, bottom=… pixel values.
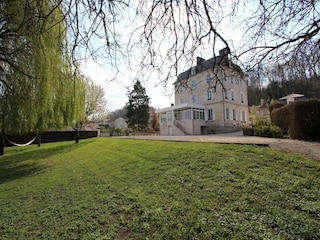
left=156, top=48, right=249, bottom=135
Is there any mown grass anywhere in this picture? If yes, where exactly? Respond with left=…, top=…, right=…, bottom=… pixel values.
left=0, top=138, right=319, bottom=239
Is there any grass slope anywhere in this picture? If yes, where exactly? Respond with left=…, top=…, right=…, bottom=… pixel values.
left=0, top=138, right=319, bottom=239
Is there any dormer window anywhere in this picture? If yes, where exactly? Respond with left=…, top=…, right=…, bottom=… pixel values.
left=191, top=67, right=196, bottom=76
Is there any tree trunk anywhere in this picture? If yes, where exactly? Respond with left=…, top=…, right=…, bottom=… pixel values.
left=37, top=133, right=41, bottom=147
left=75, top=130, right=80, bottom=144
left=0, top=134, right=4, bottom=156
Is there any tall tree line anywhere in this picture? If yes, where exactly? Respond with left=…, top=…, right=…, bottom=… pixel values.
left=247, top=55, right=320, bottom=106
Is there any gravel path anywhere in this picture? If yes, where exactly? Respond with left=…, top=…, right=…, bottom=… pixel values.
left=122, top=132, right=320, bottom=161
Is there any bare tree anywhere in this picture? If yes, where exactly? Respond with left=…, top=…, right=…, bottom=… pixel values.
left=2, top=0, right=320, bottom=90
left=239, top=0, right=320, bottom=70
left=130, top=0, right=233, bottom=88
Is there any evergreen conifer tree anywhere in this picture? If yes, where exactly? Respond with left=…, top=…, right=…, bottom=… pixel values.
left=126, top=81, right=150, bottom=131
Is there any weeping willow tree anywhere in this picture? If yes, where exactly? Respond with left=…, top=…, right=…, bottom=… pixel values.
left=0, top=0, right=85, bottom=154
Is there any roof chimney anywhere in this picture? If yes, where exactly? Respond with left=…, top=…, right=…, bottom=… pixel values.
left=219, top=47, right=230, bottom=65
left=197, top=57, right=205, bottom=65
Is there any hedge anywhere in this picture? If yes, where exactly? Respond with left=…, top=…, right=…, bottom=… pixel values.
left=271, top=99, right=320, bottom=140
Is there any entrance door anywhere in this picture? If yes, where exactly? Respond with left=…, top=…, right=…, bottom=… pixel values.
left=168, top=126, right=173, bottom=136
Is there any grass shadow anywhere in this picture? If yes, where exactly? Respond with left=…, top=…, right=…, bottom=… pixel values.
left=0, top=162, right=46, bottom=184
left=0, top=140, right=92, bottom=184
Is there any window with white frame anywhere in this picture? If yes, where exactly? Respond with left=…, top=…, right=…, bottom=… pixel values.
left=231, top=90, right=235, bottom=101
left=183, top=109, right=192, bottom=120
left=177, top=85, right=184, bottom=93
left=225, top=108, right=229, bottom=120
left=233, top=109, right=236, bottom=120
left=208, top=109, right=215, bottom=120
left=191, top=67, right=196, bottom=75
left=160, top=113, right=167, bottom=123
left=241, top=110, right=246, bottom=121
left=179, top=98, right=185, bottom=104
left=167, top=111, right=173, bottom=122
left=191, top=94, right=198, bottom=104
left=207, top=90, right=212, bottom=101
left=240, top=92, right=244, bottom=103
left=205, top=90, right=215, bottom=102
left=206, top=74, right=211, bottom=84
left=193, top=109, right=205, bottom=120
left=191, top=79, right=197, bottom=89
left=176, top=109, right=192, bottom=120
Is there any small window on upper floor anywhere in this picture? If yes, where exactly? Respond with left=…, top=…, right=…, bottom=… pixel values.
left=231, top=90, right=235, bottom=101
left=191, top=67, right=196, bottom=76
left=207, top=90, right=212, bottom=101
left=206, top=74, right=211, bottom=84
left=177, top=85, right=184, bottom=93
left=191, top=94, right=198, bottom=104
left=240, top=93, right=244, bottom=103
left=224, top=89, right=228, bottom=99
left=191, top=79, right=197, bottom=89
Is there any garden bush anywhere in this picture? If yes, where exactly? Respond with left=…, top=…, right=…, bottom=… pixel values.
left=271, top=105, right=291, bottom=134
left=254, top=125, right=283, bottom=138
left=289, top=99, right=320, bottom=140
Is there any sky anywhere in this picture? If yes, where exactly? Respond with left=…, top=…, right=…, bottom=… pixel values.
left=81, top=59, right=175, bottom=111
left=79, top=1, right=245, bottom=112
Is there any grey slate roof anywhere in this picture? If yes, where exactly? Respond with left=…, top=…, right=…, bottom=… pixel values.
left=176, top=54, right=243, bottom=83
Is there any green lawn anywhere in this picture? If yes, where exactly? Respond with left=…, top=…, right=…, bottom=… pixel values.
left=0, top=138, right=319, bottom=239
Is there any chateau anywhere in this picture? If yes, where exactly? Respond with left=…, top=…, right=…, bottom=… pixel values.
left=156, top=48, right=249, bottom=135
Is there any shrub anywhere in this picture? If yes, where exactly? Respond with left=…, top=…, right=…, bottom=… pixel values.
left=269, top=125, right=284, bottom=138
left=271, top=105, right=291, bottom=134
left=289, top=99, right=320, bottom=140
left=271, top=99, right=320, bottom=141
left=254, top=125, right=283, bottom=138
